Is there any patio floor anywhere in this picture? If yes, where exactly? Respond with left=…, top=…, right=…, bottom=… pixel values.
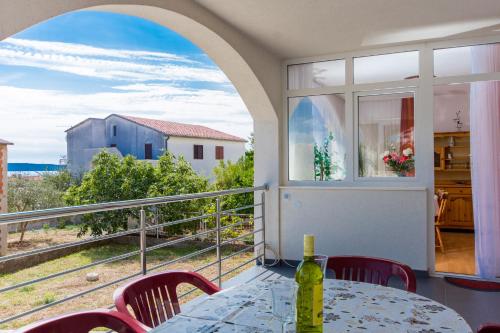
left=224, top=264, right=500, bottom=331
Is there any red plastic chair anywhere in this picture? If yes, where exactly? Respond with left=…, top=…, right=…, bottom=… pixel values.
left=15, top=309, right=148, bottom=333
left=327, top=256, right=417, bottom=292
left=478, top=324, right=500, bottom=333
left=114, top=270, right=221, bottom=328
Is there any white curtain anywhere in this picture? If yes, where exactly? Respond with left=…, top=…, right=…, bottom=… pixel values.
left=470, top=44, right=500, bottom=278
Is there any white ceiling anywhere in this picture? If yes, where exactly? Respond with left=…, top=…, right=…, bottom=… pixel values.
left=195, top=0, right=500, bottom=59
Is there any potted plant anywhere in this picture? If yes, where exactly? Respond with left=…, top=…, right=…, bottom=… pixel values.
left=382, top=147, right=415, bottom=177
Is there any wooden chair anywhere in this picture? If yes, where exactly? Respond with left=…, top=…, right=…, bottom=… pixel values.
left=15, top=309, right=148, bottom=333
left=478, top=323, right=500, bottom=333
left=114, top=270, right=221, bottom=328
left=327, top=256, right=417, bottom=292
left=435, top=190, right=448, bottom=253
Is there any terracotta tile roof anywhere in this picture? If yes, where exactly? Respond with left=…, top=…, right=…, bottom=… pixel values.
left=118, top=115, right=246, bottom=142
left=0, top=139, right=13, bottom=145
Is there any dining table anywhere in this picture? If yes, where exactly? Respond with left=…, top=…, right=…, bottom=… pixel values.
left=150, top=274, right=472, bottom=333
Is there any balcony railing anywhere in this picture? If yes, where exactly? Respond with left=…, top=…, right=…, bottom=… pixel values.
left=0, top=185, right=267, bottom=326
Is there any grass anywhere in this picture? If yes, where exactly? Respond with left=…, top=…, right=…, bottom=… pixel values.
left=0, top=240, right=255, bottom=329
left=7, top=225, right=83, bottom=255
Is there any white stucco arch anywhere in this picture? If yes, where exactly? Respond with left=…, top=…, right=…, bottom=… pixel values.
left=0, top=0, right=281, bottom=257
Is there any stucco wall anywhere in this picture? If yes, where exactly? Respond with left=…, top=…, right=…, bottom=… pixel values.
left=280, top=187, right=428, bottom=270
left=106, top=115, right=165, bottom=159
left=167, top=136, right=246, bottom=179
left=66, top=119, right=106, bottom=176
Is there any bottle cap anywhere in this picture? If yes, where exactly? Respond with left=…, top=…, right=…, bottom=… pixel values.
left=304, top=234, right=315, bottom=257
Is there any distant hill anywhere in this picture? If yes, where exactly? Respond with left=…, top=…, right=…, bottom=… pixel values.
left=8, top=163, right=66, bottom=172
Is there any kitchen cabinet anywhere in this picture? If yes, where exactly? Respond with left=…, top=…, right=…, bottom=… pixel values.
left=436, top=186, right=474, bottom=230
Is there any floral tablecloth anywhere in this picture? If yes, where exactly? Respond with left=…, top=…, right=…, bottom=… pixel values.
left=151, top=277, right=472, bottom=333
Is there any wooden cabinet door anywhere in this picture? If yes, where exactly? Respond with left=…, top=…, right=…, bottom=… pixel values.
left=445, top=194, right=474, bottom=229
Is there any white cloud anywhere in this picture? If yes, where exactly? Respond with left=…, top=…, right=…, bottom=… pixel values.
left=0, top=84, right=253, bottom=163
left=0, top=38, right=229, bottom=83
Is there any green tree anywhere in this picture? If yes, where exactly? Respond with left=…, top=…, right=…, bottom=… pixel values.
left=65, top=152, right=156, bottom=236
left=210, top=141, right=254, bottom=237
left=65, top=151, right=208, bottom=237
left=148, top=153, right=209, bottom=235
left=8, top=175, right=65, bottom=242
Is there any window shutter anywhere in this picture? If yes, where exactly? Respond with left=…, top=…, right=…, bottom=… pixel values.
left=216, top=146, right=224, bottom=160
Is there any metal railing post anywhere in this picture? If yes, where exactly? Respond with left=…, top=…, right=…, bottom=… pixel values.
left=261, top=191, right=266, bottom=266
left=140, top=208, right=147, bottom=275
left=215, top=197, right=222, bottom=288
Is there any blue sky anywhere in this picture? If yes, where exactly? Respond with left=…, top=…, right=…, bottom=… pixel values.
left=0, top=11, right=252, bottom=163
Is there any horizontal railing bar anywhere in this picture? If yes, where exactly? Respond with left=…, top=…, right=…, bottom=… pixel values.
left=0, top=250, right=140, bottom=294
left=0, top=271, right=142, bottom=325
left=222, top=213, right=253, bottom=217
left=220, top=241, right=263, bottom=262
left=178, top=286, right=199, bottom=300
left=193, top=260, right=220, bottom=273
left=219, top=219, right=252, bottom=232
left=146, top=244, right=218, bottom=272
left=220, top=254, right=264, bottom=279
left=220, top=228, right=263, bottom=247
left=0, top=185, right=267, bottom=225
left=145, top=228, right=215, bottom=252
left=0, top=228, right=141, bottom=263
left=145, top=212, right=216, bottom=231
left=220, top=204, right=258, bottom=214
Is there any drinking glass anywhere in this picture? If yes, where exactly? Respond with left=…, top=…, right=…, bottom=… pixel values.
left=313, top=254, right=328, bottom=276
left=271, top=280, right=297, bottom=333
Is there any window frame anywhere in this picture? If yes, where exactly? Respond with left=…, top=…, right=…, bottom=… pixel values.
left=353, top=88, right=418, bottom=182
left=193, top=144, right=204, bottom=160
left=113, top=125, right=117, bottom=137
left=144, top=143, right=153, bottom=160
left=215, top=146, right=224, bottom=160
left=287, top=93, right=348, bottom=182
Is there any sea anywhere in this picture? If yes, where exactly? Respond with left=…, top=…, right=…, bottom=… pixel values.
left=7, top=163, right=66, bottom=176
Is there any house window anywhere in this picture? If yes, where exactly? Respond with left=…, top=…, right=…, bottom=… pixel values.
left=145, top=143, right=153, bottom=160
left=353, top=51, right=419, bottom=84
left=357, top=92, right=415, bottom=178
left=288, top=94, right=346, bottom=181
left=113, top=125, right=117, bottom=137
left=110, top=144, right=117, bottom=148
left=434, top=43, right=500, bottom=77
left=215, top=146, right=224, bottom=160
left=288, top=59, right=345, bottom=90
left=194, top=145, right=204, bottom=160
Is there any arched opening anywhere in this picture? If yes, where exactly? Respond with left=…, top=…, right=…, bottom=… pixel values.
left=0, top=1, right=280, bottom=245
left=0, top=2, right=281, bottom=327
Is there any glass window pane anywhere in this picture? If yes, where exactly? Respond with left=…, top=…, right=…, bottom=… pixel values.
left=434, top=43, right=500, bottom=77
left=288, top=60, right=345, bottom=90
left=354, top=51, right=419, bottom=84
left=289, top=94, right=346, bottom=181
left=358, top=92, right=415, bottom=178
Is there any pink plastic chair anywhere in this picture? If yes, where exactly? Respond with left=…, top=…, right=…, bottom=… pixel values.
left=478, top=324, right=500, bottom=333
left=327, top=255, right=417, bottom=292
left=15, top=309, right=148, bottom=333
left=114, top=270, right=221, bottom=328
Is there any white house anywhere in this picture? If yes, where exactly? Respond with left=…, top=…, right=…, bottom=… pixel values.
left=66, top=114, right=247, bottom=179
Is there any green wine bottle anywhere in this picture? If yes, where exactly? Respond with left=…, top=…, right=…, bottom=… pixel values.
left=295, top=234, right=323, bottom=333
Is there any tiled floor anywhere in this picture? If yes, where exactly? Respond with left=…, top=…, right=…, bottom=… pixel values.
left=225, top=264, right=500, bottom=331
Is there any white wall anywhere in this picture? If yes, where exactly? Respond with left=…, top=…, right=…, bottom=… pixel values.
left=280, top=187, right=428, bottom=270
left=167, top=136, right=246, bottom=179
